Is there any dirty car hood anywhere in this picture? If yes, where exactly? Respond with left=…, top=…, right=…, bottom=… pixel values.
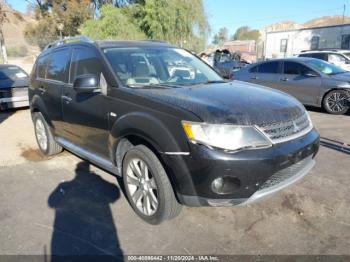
left=135, top=81, right=306, bottom=125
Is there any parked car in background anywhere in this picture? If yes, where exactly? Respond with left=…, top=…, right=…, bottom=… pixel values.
left=298, top=49, right=350, bottom=71
left=0, top=65, right=29, bottom=110
left=29, top=37, right=319, bottom=224
left=210, top=49, right=249, bottom=78
left=232, top=58, right=350, bottom=115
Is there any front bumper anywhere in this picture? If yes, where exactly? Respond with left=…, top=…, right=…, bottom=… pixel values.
left=0, top=96, right=29, bottom=109
left=162, top=129, right=319, bottom=207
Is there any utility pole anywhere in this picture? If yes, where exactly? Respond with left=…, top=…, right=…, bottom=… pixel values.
left=0, top=3, right=8, bottom=64
left=340, top=4, right=346, bottom=48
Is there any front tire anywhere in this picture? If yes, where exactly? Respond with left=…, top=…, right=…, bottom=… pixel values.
left=323, top=90, right=349, bottom=115
left=33, top=112, right=62, bottom=156
left=122, top=145, right=181, bottom=224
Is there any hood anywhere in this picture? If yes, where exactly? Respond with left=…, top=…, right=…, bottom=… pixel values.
left=135, top=81, right=306, bottom=126
left=0, top=78, right=29, bottom=89
left=328, top=72, right=350, bottom=81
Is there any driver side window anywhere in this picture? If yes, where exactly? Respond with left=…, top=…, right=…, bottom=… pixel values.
left=69, top=47, right=102, bottom=84
left=283, top=62, right=313, bottom=75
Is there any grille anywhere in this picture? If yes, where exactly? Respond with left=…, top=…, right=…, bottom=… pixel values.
left=260, top=155, right=313, bottom=190
left=258, top=112, right=313, bottom=144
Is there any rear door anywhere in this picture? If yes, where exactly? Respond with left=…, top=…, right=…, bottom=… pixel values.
left=253, top=61, right=282, bottom=89
left=62, top=46, right=110, bottom=158
left=35, top=48, right=71, bottom=134
left=279, top=61, right=322, bottom=105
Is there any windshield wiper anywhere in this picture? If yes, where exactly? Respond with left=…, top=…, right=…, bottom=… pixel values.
left=201, top=80, right=227, bottom=84
left=128, top=83, right=181, bottom=89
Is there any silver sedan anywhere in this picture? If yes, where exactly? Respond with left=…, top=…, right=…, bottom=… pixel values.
left=232, top=57, right=350, bottom=115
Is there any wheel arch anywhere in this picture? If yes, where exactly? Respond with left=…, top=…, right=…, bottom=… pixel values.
left=109, top=112, right=188, bottom=190
left=30, top=95, right=53, bottom=127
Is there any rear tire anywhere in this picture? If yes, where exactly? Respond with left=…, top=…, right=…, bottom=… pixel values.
left=122, top=145, right=181, bottom=224
left=323, top=90, right=349, bottom=115
left=33, top=112, right=62, bottom=156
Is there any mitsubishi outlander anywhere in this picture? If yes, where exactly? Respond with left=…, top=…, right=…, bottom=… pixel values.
left=29, top=37, right=320, bottom=224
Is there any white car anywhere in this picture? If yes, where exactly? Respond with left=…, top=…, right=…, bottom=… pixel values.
left=298, top=49, right=350, bottom=71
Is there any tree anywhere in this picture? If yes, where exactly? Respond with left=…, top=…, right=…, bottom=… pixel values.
left=232, top=26, right=260, bottom=42
left=138, top=0, right=209, bottom=51
left=24, top=0, right=93, bottom=49
left=81, top=4, right=145, bottom=40
left=81, top=0, right=209, bottom=52
left=0, top=3, right=8, bottom=63
left=212, top=27, right=228, bottom=45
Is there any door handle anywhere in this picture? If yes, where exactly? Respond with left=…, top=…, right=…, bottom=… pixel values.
left=61, top=95, right=72, bottom=103
left=280, top=77, right=289, bottom=82
left=38, top=87, right=46, bottom=94
left=251, top=76, right=258, bottom=80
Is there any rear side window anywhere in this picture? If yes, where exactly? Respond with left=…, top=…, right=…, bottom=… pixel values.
left=307, top=53, right=327, bottom=61
left=283, top=62, right=311, bottom=75
left=36, top=55, right=49, bottom=79
left=258, top=61, right=279, bottom=73
left=70, top=47, right=102, bottom=83
left=46, top=49, right=71, bottom=82
left=299, top=53, right=311, bottom=58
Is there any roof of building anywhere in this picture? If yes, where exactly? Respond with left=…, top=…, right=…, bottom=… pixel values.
left=266, top=23, right=350, bottom=34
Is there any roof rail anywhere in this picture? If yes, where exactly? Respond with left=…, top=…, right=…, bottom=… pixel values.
left=44, top=36, right=94, bottom=51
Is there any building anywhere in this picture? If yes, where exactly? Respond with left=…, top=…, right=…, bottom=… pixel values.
left=264, top=23, right=350, bottom=59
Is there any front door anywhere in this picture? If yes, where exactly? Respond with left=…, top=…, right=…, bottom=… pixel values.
left=62, top=46, right=110, bottom=158
left=279, top=61, right=322, bottom=106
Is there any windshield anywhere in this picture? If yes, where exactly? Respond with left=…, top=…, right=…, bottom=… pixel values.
left=0, top=66, right=28, bottom=80
left=103, top=47, right=223, bottom=88
left=304, top=59, right=347, bottom=75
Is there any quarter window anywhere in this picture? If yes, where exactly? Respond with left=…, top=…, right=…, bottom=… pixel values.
left=308, top=53, right=327, bottom=61
left=283, top=62, right=312, bottom=75
left=70, top=47, right=102, bottom=83
left=36, top=55, right=49, bottom=79
left=46, top=49, right=71, bottom=82
left=259, top=62, right=280, bottom=74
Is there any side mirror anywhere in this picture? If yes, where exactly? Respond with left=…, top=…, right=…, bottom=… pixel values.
left=73, top=74, right=100, bottom=93
left=304, top=71, right=318, bottom=77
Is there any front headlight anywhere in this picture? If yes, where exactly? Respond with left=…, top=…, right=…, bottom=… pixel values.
left=182, top=121, right=272, bottom=152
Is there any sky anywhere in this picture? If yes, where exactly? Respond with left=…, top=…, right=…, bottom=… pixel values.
left=6, top=0, right=350, bottom=39
left=204, top=0, right=349, bottom=38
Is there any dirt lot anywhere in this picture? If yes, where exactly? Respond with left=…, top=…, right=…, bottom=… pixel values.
left=0, top=108, right=349, bottom=257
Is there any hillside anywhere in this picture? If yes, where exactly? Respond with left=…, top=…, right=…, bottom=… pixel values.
left=1, top=0, right=39, bottom=57
left=263, top=15, right=350, bottom=33
left=303, top=15, right=350, bottom=28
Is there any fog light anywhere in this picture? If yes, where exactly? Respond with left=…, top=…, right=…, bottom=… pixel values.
left=211, top=176, right=241, bottom=194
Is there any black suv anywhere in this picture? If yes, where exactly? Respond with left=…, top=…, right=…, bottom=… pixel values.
left=29, top=37, right=320, bottom=224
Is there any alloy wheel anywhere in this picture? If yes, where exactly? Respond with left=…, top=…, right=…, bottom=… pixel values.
left=126, top=158, right=159, bottom=216
left=35, top=118, right=48, bottom=151
left=326, top=92, right=348, bottom=113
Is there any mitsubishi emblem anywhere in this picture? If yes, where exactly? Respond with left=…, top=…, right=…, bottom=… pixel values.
left=293, top=121, right=300, bottom=133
